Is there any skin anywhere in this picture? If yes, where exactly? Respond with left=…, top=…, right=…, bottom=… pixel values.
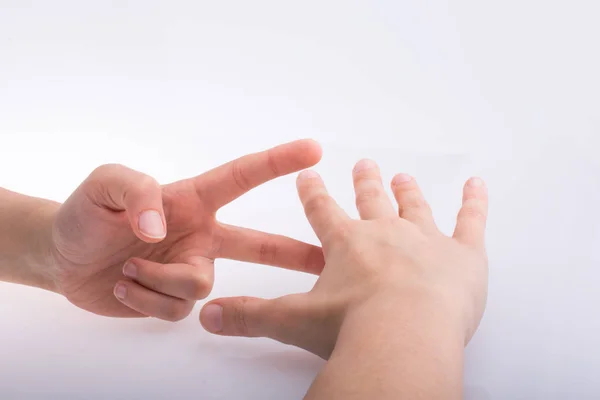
left=0, top=139, right=325, bottom=321
left=200, top=159, right=489, bottom=399
left=0, top=145, right=488, bottom=398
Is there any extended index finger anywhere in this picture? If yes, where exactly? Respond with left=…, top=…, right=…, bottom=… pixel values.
left=197, top=139, right=322, bottom=210
left=297, top=170, right=350, bottom=245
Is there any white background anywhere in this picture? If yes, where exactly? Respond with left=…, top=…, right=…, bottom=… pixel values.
left=0, top=1, right=599, bottom=399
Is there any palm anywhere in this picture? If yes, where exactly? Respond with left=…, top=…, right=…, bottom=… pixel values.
left=49, top=140, right=324, bottom=320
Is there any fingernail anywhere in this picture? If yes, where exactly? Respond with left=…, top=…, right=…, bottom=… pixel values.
left=114, top=284, right=127, bottom=300
left=203, top=304, right=223, bottom=333
left=138, top=210, right=166, bottom=238
left=123, top=262, right=137, bottom=279
left=468, top=177, right=485, bottom=188
left=392, top=173, right=412, bottom=185
left=353, top=159, right=377, bottom=174
left=298, top=170, right=320, bottom=181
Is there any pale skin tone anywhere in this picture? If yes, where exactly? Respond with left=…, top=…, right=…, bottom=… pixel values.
left=0, top=139, right=325, bottom=321
left=0, top=144, right=488, bottom=398
left=200, top=159, right=489, bottom=399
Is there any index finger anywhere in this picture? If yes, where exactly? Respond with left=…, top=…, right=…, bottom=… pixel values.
left=197, top=139, right=322, bottom=210
left=297, top=170, right=350, bottom=245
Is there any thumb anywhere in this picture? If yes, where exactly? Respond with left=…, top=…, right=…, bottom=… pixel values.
left=201, top=296, right=290, bottom=339
left=83, top=164, right=166, bottom=243
left=200, top=294, right=337, bottom=359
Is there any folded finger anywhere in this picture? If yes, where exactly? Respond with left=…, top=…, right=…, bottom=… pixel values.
left=113, top=280, right=194, bottom=322
left=122, top=257, right=214, bottom=301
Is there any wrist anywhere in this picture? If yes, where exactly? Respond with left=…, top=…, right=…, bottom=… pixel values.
left=33, top=202, right=61, bottom=292
left=13, top=199, right=61, bottom=293
left=312, top=289, right=466, bottom=400
left=0, top=188, right=62, bottom=292
left=342, top=285, right=467, bottom=347
left=350, top=279, right=472, bottom=341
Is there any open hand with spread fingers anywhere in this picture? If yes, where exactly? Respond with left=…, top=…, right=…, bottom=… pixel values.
left=39, top=140, right=324, bottom=321
left=200, top=159, right=489, bottom=359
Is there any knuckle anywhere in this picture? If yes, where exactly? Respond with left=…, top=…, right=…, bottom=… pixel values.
left=353, top=171, right=378, bottom=184
left=86, top=164, right=125, bottom=189
left=399, top=192, right=431, bottom=213
left=355, top=187, right=384, bottom=207
left=462, top=191, right=479, bottom=200
left=162, top=301, right=192, bottom=322
left=233, top=298, right=250, bottom=336
left=231, top=159, right=251, bottom=191
left=463, top=190, right=487, bottom=202
left=122, top=176, right=160, bottom=207
left=186, top=273, right=212, bottom=300
left=328, top=221, right=352, bottom=242
left=392, top=178, right=416, bottom=192
left=90, top=163, right=123, bottom=178
left=303, top=192, right=330, bottom=216
left=134, top=175, right=160, bottom=193
left=458, top=204, right=488, bottom=222
left=259, top=240, right=279, bottom=265
left=266, top=149, right=280, bottom=176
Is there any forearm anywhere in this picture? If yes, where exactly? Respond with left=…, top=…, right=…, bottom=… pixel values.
left=0, top=188, right=59, bottom=291
left=305, top=292, right=465, bottom=400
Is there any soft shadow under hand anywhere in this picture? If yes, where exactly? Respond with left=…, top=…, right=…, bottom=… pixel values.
left=464, top=386, right=491, bottom=400
left=199, top=338, right=324, bottom=376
